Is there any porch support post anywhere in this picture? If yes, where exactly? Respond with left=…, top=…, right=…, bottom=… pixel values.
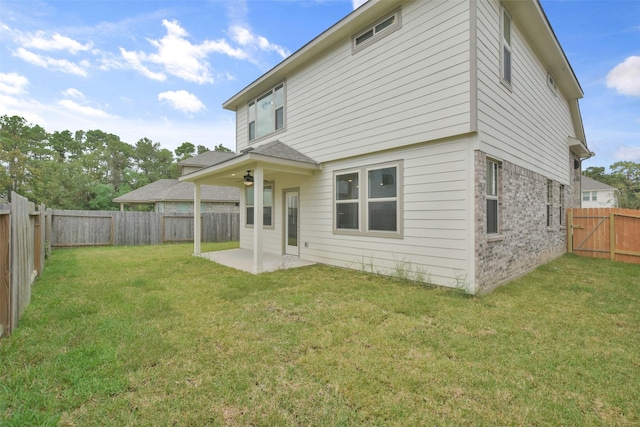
left=253, top=166, right=264, bottom=274
left=194, top=181, right=202, bottom=255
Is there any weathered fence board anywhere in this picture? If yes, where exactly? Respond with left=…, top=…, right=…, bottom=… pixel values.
left=0, top=206, right=10, bottom=337
left=0, top=193, right=44, bottom=337
left=568, top=208, right=640, bottom=264
left=50, top=210, right=239, bottom=247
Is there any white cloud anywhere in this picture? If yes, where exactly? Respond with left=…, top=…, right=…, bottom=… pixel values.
left=229, top=25, right=290, bottom=59
left=352, top=0, right=369, bottom=10
left=14, top=47, right=88, bottom=76
left=0, top=72, right=29, bottom=95
left=0, top=94, right=45, bottom=124
left=606, top=56, right=640, bottom=97
left=62, top=88, right=84, bottom=99
left=615, top=145, right=640, bottom=161
left=158, top=90, right=205, bottom=114
left=121, top=19, right=247, bottom=84
left=119, top=47, right=166, bottom=81
left=58, top=99, right=111, bottom=118
left=20, top=31, right=93, bottom=54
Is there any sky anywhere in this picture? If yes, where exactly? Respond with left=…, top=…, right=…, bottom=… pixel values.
left=0, top=0, right=638, bottom=170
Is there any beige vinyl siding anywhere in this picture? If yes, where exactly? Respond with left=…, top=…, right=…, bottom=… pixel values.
left=476, top=0, right=574, bottom=184
left=299, top=137, right=471, bottom=288
left=236, top=0, right=472, bottom=160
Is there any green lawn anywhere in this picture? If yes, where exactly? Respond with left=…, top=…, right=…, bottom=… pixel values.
left=1, top=243, right=639, bottom=426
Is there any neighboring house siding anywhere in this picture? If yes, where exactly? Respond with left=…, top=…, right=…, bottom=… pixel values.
left=236, top=0, right=472, bottom=161
left=161, top=202, right=239, bottom=214
left=582, top=190, right=616, bottom=208
left=476, top=0, right=575, bottom=185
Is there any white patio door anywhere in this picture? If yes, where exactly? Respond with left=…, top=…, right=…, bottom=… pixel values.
left=285, top=190, right=299, bottom=255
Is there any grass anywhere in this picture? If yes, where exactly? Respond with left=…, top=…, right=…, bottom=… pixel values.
left=1, top=243, right=639, bottom=426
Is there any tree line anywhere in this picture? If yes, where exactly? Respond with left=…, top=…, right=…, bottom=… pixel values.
left=0, top=115, right=232, bottom=210
left=2, top=114, right=638, bottom=211
left=584, top=162, right=640, bottom=209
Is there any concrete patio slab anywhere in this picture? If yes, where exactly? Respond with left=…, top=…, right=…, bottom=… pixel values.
left=198, top=248, right=315, bottom=274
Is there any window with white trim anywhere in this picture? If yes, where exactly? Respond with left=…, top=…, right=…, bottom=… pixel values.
left=352, top=9, right=401, bottom=52
left=546, top=180, right=553, bottom=227
left=248, top=83, right=285, bottom=141
left=559, top=184, right=565, bottom=226
left=334, top=162, right=402, bottom=237
left=246, top=183, right=273, bottom=227
left=487, top=160, right=500, bottom=234
left=500, top=7, right=512, bottom=87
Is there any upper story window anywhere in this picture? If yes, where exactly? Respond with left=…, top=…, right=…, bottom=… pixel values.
left=248, top=83, right=285, bottom=142
left=500, top=7, right=512, bottom=87
left=352, top=9, right=401, bottom=53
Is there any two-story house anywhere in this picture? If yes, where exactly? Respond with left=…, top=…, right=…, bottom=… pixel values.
left=181, top=0, right=592, bottom=293
left=581, top=176, right=618, bottom=208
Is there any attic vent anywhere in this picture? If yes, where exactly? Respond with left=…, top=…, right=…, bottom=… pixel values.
left=547, top=73, right=558, bottom=96
left=352, top=9, right=401, bottom=53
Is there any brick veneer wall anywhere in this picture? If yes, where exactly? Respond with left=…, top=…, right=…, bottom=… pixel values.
left=475, top=151, right=574, bottom=292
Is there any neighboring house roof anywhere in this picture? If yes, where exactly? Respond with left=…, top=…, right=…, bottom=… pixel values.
left=113, top=179, right=239, bottom=204
left=581, top=176, right=617, bottom=192
left=177, top=151, right=236, bottom=169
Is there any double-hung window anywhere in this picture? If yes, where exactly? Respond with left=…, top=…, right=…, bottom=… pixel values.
left=246, top=184, right=273, bottom=227
left=559, top=185, right=565, bottom=226
left=334, top=162, right=402, bottom=237
left=248, top=83, right=285, bottom=141
left=546, top=180, right=553, bottom=227
left=500, top=7, right=512, bottom=87
left=335, top=172, right=360, bottom=230
left=487, top=160, right=499, bottom=234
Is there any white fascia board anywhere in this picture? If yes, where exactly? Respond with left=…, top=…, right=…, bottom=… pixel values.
left=179, top=153, right=319, bottom=184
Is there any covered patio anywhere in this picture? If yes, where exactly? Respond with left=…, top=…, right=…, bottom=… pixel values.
left=179, top=141, right=320, bottom=274
left=198, top=248, right=315, bottom=274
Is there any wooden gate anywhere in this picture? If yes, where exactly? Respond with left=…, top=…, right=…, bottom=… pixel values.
left=568, top=208, right=640, bottom=264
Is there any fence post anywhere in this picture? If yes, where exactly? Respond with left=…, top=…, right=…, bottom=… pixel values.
left=610, top=213, right=615, bottom=261
left=567, top=209, right=573, bottom=254
left=0, top=208, right=10, bottom=337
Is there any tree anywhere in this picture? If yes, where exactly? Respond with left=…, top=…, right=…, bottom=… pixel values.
left=213, top=143, right=233, bottom=153
left=134, top=138, right=176, bottom=184
left=584, top=161, right=640, bottom=209
left=0, top=115, right=49, bottom=201
left=175, top=142, right=195, bottom=160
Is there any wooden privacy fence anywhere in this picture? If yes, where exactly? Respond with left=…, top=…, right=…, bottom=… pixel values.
left=0, top=192, right=47, bottom=338
left=50, top=210, right=240, bottom=247
left=567, top=208, right=640, bottom=264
